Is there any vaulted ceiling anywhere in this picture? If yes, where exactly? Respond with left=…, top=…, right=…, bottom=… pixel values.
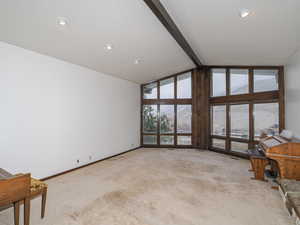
left=0, top=0, right=299, bottom=84
left=161, top=0, right=300, bottom=66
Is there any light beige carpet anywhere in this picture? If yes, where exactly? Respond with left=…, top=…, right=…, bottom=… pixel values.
left=0, top=148, right=293, bottom=225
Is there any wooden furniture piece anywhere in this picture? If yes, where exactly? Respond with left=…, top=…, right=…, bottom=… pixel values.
left=248, top=136, right=300, bottom=181
left=17, top=174, right=48, bottom=219
left=249, top=154, right=269, bottom=181
left=0, top=172, right=31, bottom=225
left=266, top=142, right=300, bottom=180
left=0, top=169, right=48, bottom=225
left=31, top=178, right=47, bottom=219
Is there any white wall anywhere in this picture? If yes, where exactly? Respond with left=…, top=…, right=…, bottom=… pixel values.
left=285, top=49, right=300, bottom=139
left=0, top=42, right=140, bottom=179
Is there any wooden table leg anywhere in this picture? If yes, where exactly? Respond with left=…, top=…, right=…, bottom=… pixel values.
left=41, top=188, right=47, bottom=219
left=24, top=197, right=30, bottom=225
left=14, top=201, right=20, bottom=225
left=250, top=157, right=269, bottom=182
left=249, top=159, right=255, bottom=172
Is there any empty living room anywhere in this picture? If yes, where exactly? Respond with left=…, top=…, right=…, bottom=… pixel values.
left=1, top=0, right=300, bottom=225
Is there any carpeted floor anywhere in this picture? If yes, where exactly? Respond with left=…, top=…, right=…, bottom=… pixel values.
left=0, top=148, right=293, bottom=225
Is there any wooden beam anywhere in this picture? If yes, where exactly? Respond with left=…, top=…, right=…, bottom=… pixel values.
left=143, top=0, right=203, bottom=67
left=210, top=91, right=279, bottom=104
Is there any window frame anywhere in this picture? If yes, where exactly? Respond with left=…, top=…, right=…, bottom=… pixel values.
left=211, top=104, right=227, bottom=137
left=177, top=72, right=192, bottom=99
left=253, top=101, right=280, bottom=140
left=229, top=68, right=249, bottom=95
left=159, top=77, right=175, bottom=99
left=140, top=66, right=284, bottom=158
left=211, top=68, right=227, bottom=97
left=209, top=66, right=284, bottom=157
left=143, top=81, right=158, bottom=99
left=230, top=103, right=250, bottom=139
left=141, top=70, right=193, bottom=147
left=253, top=69, right=279, bottom=93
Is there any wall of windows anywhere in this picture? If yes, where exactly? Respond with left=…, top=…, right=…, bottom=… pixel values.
left=141, top=66, right=284, bottom=156
left=210, top=66, right=284, bottom=156
left=142, top=71, right=193, bottom=147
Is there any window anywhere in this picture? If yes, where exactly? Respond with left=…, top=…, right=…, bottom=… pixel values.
left=177, top=72, right=192, bottom=98
left=212, top=139, right=226, bottom=150
left=209, top=67, right=283, bottom=156
left=178, top=136, right=192, bottom=145
left=177, top=105, right=192, bottom=133
left=211, top=105, right=226, bottom=136
left=143, top=82, right=157, bottom=99
left=212, top=68, right=226, bottom=97
left=230, top=69, right=249, bottom=95
left=160, top=136, right=174, bottom=145
left=160, top=78, right=174, bottom=99
left=143, top=105, right=158, bottom=133
left=143, top=135, right=157, bottom=145
left=160, top=105, right=175, bottom=134
left=231, top=142, right=249, bottom=153
left=230, top=104, right=249, bottom=139
left=254, top=103, right=279, bottom=140
left=254, top=69, right=279, bottom=92
left=142, top=71, right=193, bottom=146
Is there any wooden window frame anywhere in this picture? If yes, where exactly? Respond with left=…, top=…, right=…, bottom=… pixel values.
left=253, top=101, right=280, bottom=141
left=141, top=69, right=193, bottom=148
left=208, top=66, right=285, bottom=157
left=143, top=81, right=158, bottom=100
left=229, top=68, right=250, bottom=96
left=210, top=104, right=226, bottom=138
left=140, top=65, right=284, bottom=159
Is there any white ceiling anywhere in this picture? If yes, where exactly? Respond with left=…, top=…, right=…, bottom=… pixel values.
left=0, top=0, right=194, bottom=84
left=161, top=0, right=300, bottom=66
left=0, top=1, right=300, bottom=84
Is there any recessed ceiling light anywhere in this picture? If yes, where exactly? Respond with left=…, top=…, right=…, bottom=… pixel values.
left=239, top=9, right=251, bottom=18
left=134, top=59, right=141, bottom=65
left=105, top=44, right=113, bottom=51
left=57, top=17, right=68, bottom=26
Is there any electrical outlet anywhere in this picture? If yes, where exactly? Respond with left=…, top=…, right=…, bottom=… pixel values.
left=77, top=159, right=80, bottom=164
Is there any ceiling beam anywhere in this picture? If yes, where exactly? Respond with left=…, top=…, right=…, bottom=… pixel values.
left=143, top=0, right=203, bottom=67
